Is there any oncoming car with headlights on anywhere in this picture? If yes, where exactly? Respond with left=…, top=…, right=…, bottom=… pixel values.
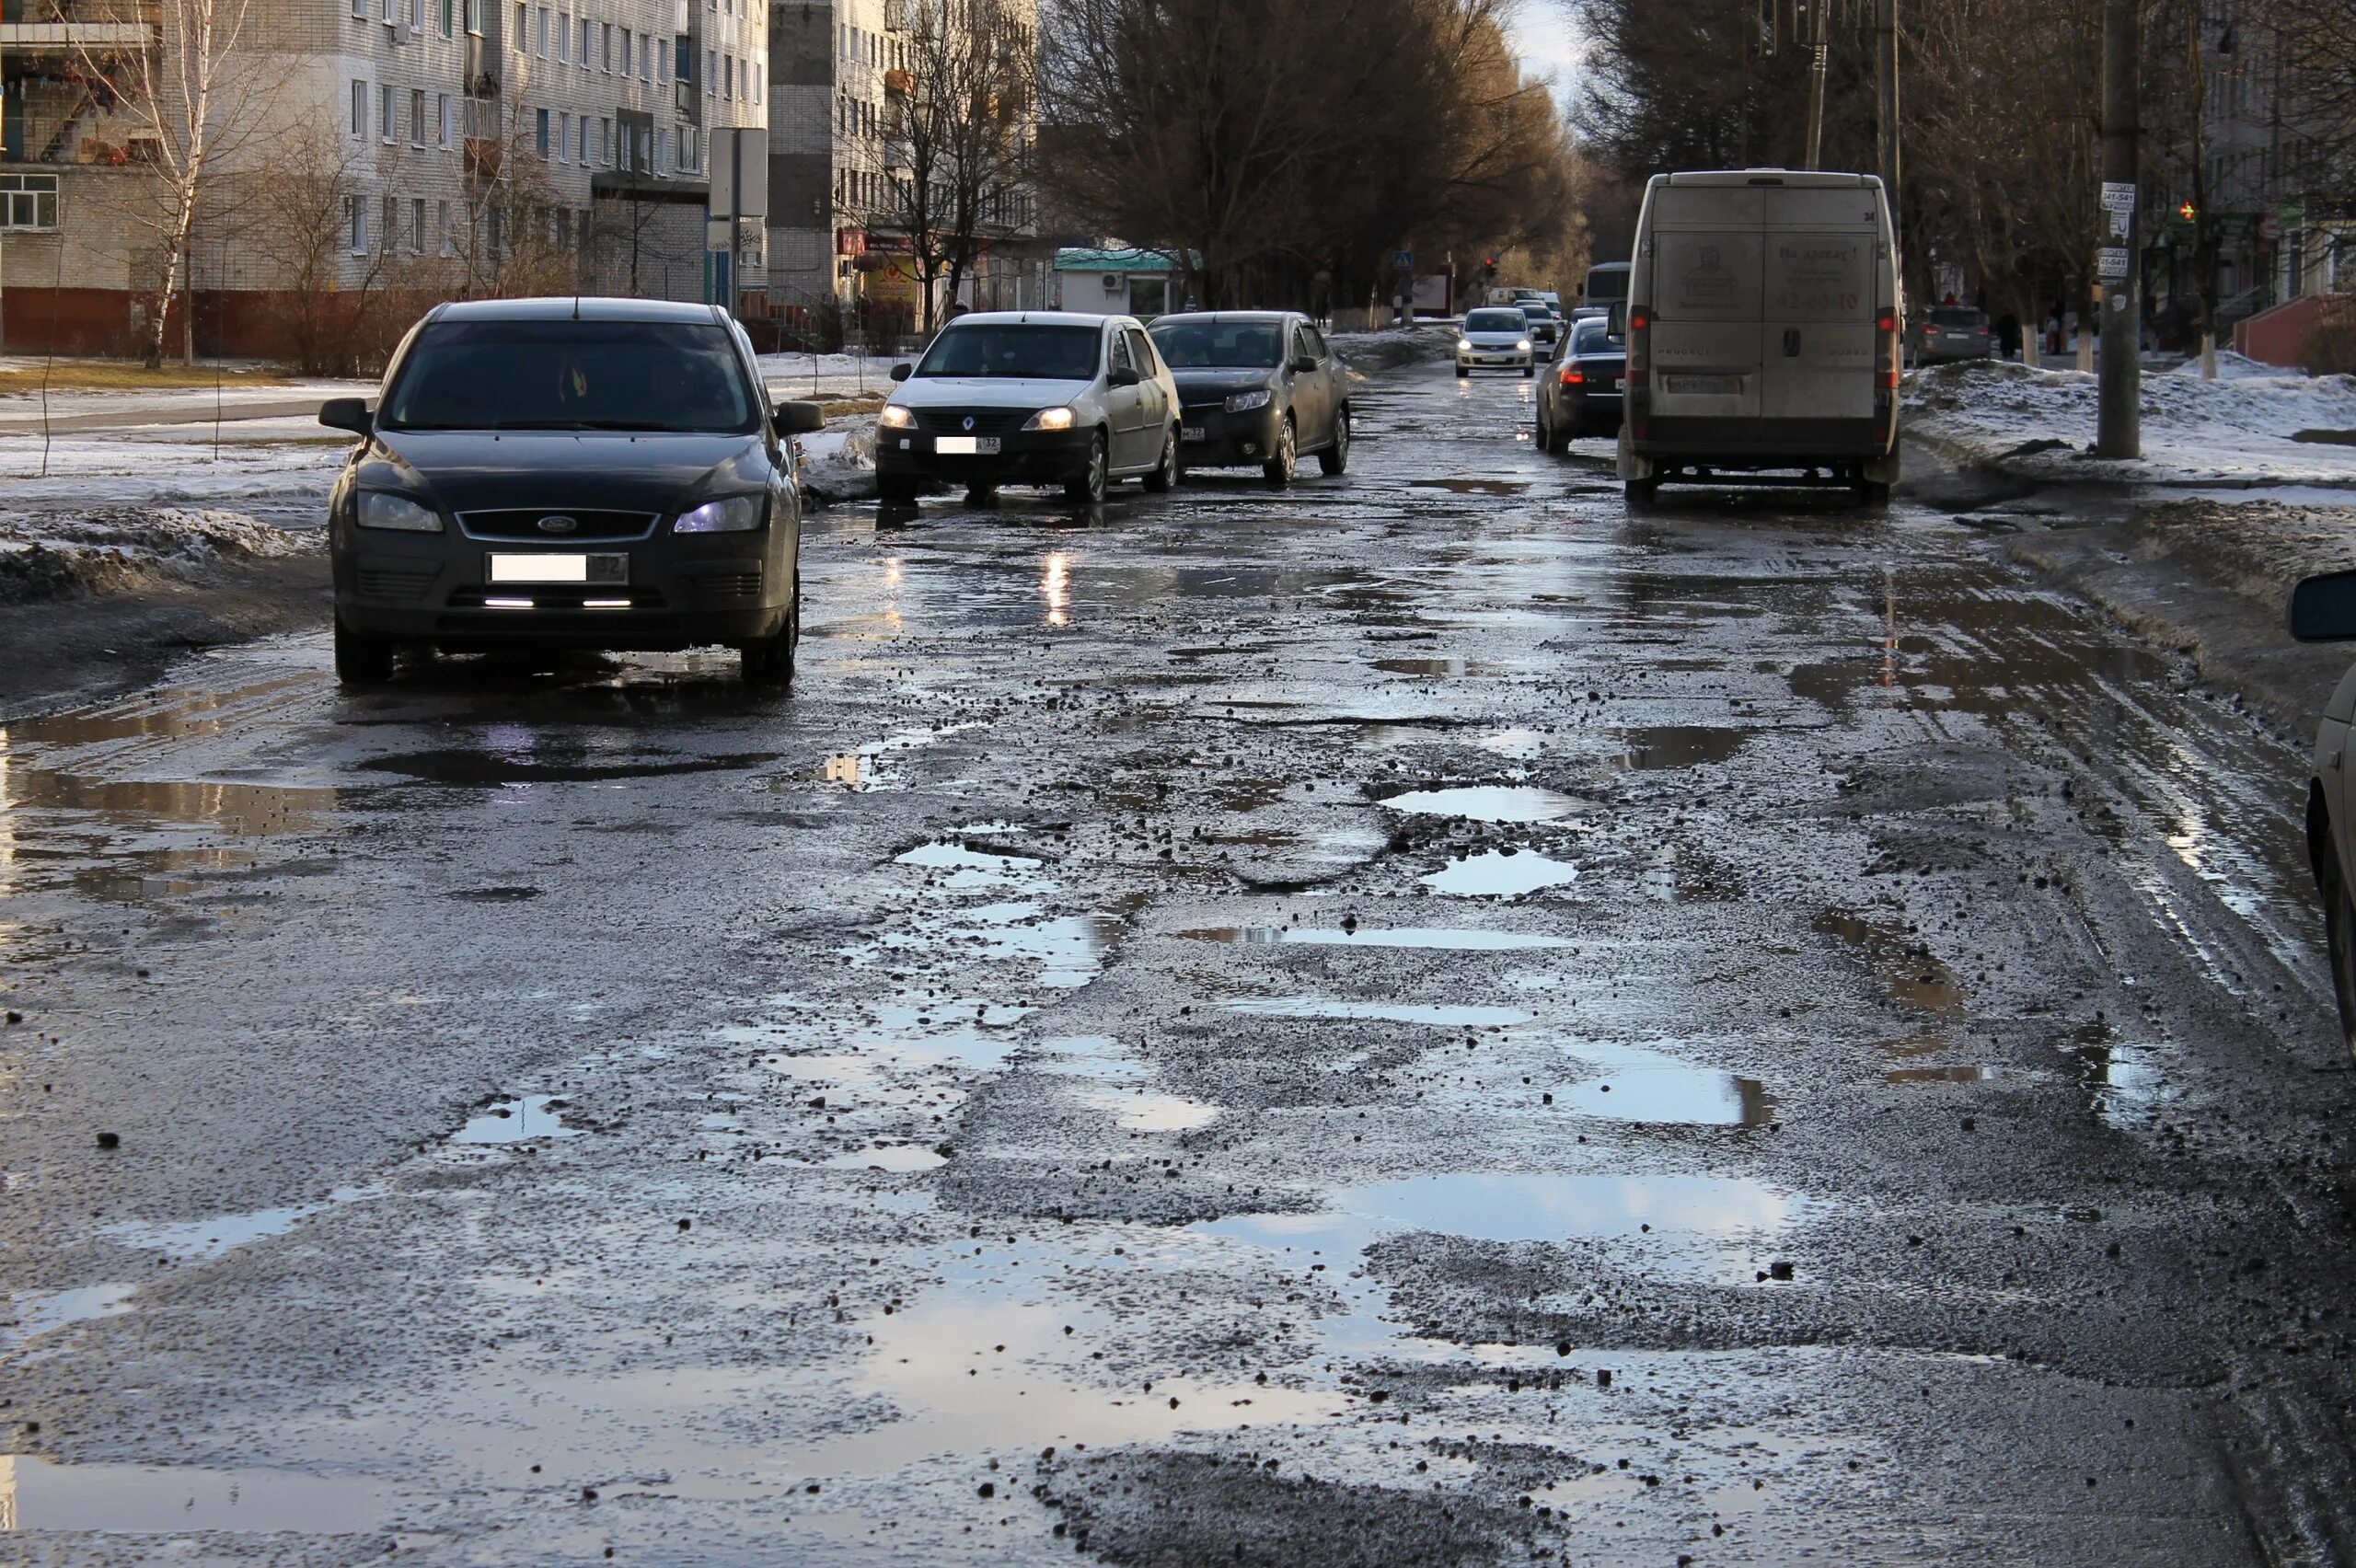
left=319, top=297, right=825, bottom=687
left=873, top=312, right=1181, bottom=505
left=1456, top=307, right=1536, bottom=377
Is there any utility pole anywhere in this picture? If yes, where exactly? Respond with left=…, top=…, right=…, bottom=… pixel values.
left=1803, top=0, right=1830, bottom=171
left=2096, top=0, right=2141, bottom=455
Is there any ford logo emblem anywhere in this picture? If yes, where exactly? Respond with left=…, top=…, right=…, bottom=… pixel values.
left=537, top=514, right=580, bottom=535
left=962, top=416, right=976, bottom=432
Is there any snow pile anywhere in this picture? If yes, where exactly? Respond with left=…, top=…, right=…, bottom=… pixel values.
left=2161, top=348, right=2284, bottom=381
left=1331, top=322, right=1458, bottom=376
left=1905, top=358, right=2356, bottom=486
left=757, top=352, right=910, bottom=401
left=794, top=422, right=877, bottom=505
left=0, top=506, right=320, bottom=603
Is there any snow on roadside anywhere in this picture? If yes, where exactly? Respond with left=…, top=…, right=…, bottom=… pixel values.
left=0, top=506, right=321, bottom=604
left=1905, top=359, right=2356, bottom=487
left=794, top=422, right=877, bottom=504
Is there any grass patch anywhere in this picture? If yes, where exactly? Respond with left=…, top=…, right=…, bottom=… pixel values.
left=0, top=360, right=291, bottom=397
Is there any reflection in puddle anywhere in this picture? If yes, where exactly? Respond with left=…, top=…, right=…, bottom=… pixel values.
left=1034, top=1036, right=1219, bottom=1132
left=884, top=902, right=1122, bottom=990
left=1421, top=849, right=1581, bottom=897
left=1610, top=725, right=1750, bottom=771
left=1812, top=909, right=1966, bottom=1015
left=1409, top=478, right=1530, bottom=496
left=1225, top=997, right=1530, bottom=1027
left=824, top=754, right=874, bottom=787
left=452, top=1095, right=580, bottom=1146
left=1565, top=1069, right=1775, bottom=1126
left=1884, top=1065, right=2000, bottom=1084
left=895, top=839, right=1044, bottom=889
left=102, top=1187, right=375, bottom=1263
left=1370, top=656, right=1507, bottom=679
left=1379, top=785, right=1584, bottom=824
left=4, top=1283, right=136, bottom=1342
left=821, top=1144, right=947, bottom=1172
left=0, top=768, right=340, bottom=835
left=366, top=748, right=772, bottom=786
left=1176, top=926, right=1567, bottom=951
left=0, top=1456, right=387, bottom=1533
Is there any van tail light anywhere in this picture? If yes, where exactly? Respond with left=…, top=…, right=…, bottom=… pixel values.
left=1628, top=307, right=1650, bottom=389
left=1877, top=309, right=1900, bottom=391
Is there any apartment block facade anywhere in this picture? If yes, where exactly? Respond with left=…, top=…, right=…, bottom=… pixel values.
left=0, top=0, right=767, bottom=353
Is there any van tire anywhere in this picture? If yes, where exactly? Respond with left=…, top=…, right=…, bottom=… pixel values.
left=1856, top=479, right=1893, bottom=508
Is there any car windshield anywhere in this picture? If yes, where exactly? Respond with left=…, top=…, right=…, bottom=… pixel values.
left=1148, top=320, right=1283, bottom=370
left=1930, top=308, right=1983, bottom=327
left=915, top=324, right=1102, bottom=379
left=1465, top=310, right=1526, bottom=332
left=379, top=319, right=757, bottom=432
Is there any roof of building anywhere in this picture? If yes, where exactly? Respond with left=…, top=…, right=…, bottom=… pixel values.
left=1052, top=247, right=1195, bottom=273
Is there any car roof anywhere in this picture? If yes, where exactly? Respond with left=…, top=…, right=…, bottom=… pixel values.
left=427, top=296, right=728, bottom=324
left=1146, top=311, right=1294, bottom=326
left=944, top=311, right=1128, bottom=329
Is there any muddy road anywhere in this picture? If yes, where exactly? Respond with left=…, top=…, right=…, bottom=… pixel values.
left=7, top=360, right=2356, bottom=1565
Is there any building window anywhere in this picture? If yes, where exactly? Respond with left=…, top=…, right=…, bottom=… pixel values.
left=380, top=85, right=395, bottom=143
left=600, top=20, right=610, bottom=70
left=437, top=93, right=451, bottom=146
left=410, top=87, right=425, bottom=144
left=554, top=9, right=568, bottom=61
left=439, top=0, right=453, bottom=34
left=437, top=199, right=452, bottom=252
left=705, top=48, right=716, bottom=94
left=464, top=0, right=479, bottom=31
left=350, top=79, right=366, bottom=137
left=410, top=197, right=426, bottom=251
left=577, top=15, right=589, bottom=65
left=0, top=174, right=60, bottom=231
left=556, top=110, right=571, bottom=162
left=534, top=6, right=547, bottom=56
left=380, top=195, right=397, bottom=252
left=573, top=114, right=585, bottom=162
left=514, top=0, right=525, bottom=50
left=536, top=106, right=549, bottom=156
left=347, top=194, right=365, bottom=252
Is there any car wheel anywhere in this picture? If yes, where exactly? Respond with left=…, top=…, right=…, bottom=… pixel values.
left=1521, top=363, right=1535, bottom=378
left=1455, top=363, right=1470, bottom=379
left=1142, top=424, right=1179, bottom=492
left=964, top=484, right=998, bottom=506
left=1064, top=431, right=1108, bottom=504
left=1625, top=477, right=1660, bottom=511
left=1856, top=479, right=1893, bottom=508
left=1262, top=417, right=1297, bottom=487
left=1533, top=406, right=1551, bottom=450
left=1318, top=408, right=1350, bottom=475
left=877, top=475, right=920, bottom=504
left=2329, top=860, right=2356, bottom=1063
left=333, top=617, right=396, bottom=686
left=741, top=581, right=800, bottom=688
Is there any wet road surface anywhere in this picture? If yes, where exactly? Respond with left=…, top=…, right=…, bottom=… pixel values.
left=7, top=361, right=2356, bottom=1563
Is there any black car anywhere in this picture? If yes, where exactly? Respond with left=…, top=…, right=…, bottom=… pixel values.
left=1534, top=316, right=1627, bottom=452
left=1519, top=303, right=1561, bottom=352
left=1146, top=311, right=1351, bottom=486
left=319, top=298, right=825, bottom=687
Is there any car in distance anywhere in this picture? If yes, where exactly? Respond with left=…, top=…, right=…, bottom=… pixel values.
left=1619, top=169, right=1902, bottom=506
left=874, top=312, right=1180, bottom=505
left=1148, top=310, right=1350, bottom=485
left=1519, top=303, right=1562, bottom=352
left=1534, top=315, right=1628, bottom=452
left=320, top=297, right=825, bottom=688
left=1910, top=306, right=1995, bottom=365
left=1457, top=307, right=1536, bottom=377
left=2293, top=568, right=2356, bottom=1056
left=1581, top=261, right=1632, bottom=317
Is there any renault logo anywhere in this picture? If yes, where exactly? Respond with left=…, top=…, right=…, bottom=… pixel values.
left=962, top=416, right=976, bottom=432
left=537, top=514, right=580, bottom=535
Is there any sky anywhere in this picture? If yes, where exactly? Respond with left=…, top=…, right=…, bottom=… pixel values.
left=1508, top=0, right=1587, bottom=106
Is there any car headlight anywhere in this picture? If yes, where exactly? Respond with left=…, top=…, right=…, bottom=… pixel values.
left=674, top=494, right=766, bottom=534
left=1022, top=407, right=1075, bottom=432
left=1223, top=388, right=1272, bottom=413
left=1457, top=339, right=1473, bottom=352
left=355, top=491, right=442, bottom=532
left=877, top=405, right=915, bottom=430
left=1516, top=339, right=1532, bottom=352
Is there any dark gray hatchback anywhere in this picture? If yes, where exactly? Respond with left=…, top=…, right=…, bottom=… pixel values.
left=321, top=297, right=824, bottom=686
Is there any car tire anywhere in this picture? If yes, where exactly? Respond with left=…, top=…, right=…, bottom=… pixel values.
left=2328, top=858, right=2356, bottom=1063
left=1318, top=408, right=1350, bottom=475
left=1856, top=479, right=1893, bottom=509
left=1455, top=363, right=1470, bottom=379
left=964, top=484, right=998, bottom=506
left=741, top=581, right=800, bottom=688
left=1533, top=407, right=1551, bottom=451
left=1064, top=431, right=1108, bottom=505
left=333, top=617, right=396, bottom=686
left=1556, top=417, right=1581, bottom=453
left=1521, top=364, right=1535, bottom=378
left=1262, top=417, right=1297, bottom=488
left=1142, top=425, right=1179, bottom=492
left=1625, top=477, right=1660, bottom=511
left=877, top=475, right=920, bottom=504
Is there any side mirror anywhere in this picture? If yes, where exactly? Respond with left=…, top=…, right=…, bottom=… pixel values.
left=773, top=400, right=826, bottom=435
left=889, top=363, right=913, bottom=383
left=2290, top=571, right=2356, bottom=641
left=1107, top=365, right=1142, bottom=388
left=319, top=398, right=373, bottom=435
left=1289, top=354, right=1317, bottom=375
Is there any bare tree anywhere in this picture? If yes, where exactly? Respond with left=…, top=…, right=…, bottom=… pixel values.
left=451, top=99, right=578, bottom=298
left=62, top=0, right=290, bottom=366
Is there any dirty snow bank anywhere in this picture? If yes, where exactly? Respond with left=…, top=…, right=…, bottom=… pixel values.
left=1331, top=322, right=1459, bottom=376
left=796, top=423, right=878, bottom=505
left=1905, top=358, right=2356, bottom=487
left=0, top=506, right=320, bottom=604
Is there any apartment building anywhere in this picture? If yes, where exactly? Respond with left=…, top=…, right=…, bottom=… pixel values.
left=763, top=0, right=1042, bottom=338
left=0, top=0, right=767, bottom=353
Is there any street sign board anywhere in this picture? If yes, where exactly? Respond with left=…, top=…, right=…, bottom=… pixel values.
left=2096, top=247, right=2131, bottom=280
left=2281, top=202, right=2307, bottom=229
left=1392, top=249, right=1414, bottom=271
left=2100, top=181, right=2137, bottom=213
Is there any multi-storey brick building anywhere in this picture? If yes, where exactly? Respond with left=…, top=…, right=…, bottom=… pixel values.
left=0, top=0, right=768, bottom=354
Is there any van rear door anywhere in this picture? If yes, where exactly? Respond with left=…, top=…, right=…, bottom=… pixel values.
left=1646, top=185, right=1764, bottom=422
left=1759, top=185, right=1881, bottom=424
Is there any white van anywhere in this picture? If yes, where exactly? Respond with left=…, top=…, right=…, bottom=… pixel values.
left=1618, top=170, right=1900, bottom=506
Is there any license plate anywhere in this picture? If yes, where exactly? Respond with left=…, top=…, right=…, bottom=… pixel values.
left=1182, top=426, right=1207, bottom=443
left=935, top=435, right=999, bottom=455
left=487, top=552, right=628, bottom=584
left=1664, top=374, right=1740, bottom=395
left=1601, top=378, right=1622, bottom=392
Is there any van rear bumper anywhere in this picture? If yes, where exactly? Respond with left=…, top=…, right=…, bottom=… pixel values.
left=1631, top=415, right=1890, bottom=465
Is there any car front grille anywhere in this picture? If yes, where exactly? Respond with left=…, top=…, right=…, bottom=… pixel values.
left=456, top=508, right=659, bottom=541
left=913, top=409, right=1030, bottom=436
left=355, top=564, right=440, bottom=602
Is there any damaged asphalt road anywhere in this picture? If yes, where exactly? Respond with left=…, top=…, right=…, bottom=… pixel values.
left=6, top=361, right=2356, bottom=1565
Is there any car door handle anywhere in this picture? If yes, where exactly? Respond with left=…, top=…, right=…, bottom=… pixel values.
left=2332, top=748, right=2344, bottom=771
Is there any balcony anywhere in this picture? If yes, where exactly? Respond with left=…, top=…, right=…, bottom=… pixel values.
left=463, top=135, right=502, bottom=182
left=0, top=18, right=155, bottom=52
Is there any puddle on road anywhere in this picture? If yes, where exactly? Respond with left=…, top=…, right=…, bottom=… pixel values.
left=0, top=769, right=341, bottom=835
left=3, top=1283, right=136, bottom=1342
left=1377, top=786, right=1585, bottom=824
left=1034, top=1035, right=1220, bottom=1133
left=878, top=903, right=1124, bottom=991
left=365, top=749, right=773, bottom=786
left=1224, top=997, right=1530, bottom=1027
left=1812, top=910, right=1967, bottom=1016
left=1177, top=926, right=1568, bottom=951
left=452, top=1095, right=580, bottom=1146
left=1564, top=1069, right=1775, bottom=1126
left=0, top=1456, right=388, bottom=1533
left=821, top=1144, right=947, bottom=1172
left=1409, top=478, right=1530, bottom=496
left=1370, top=656, right=1508, bottom=679
left=1885, top=1065, right=2001, bottom=1084
left=1421, top=849, right=1581, bottom=897
left=895, top=840, right=1044, bottom=889
left=2, top=675, right=317, bottom=749
left=1609, top=726, right=1752, bottom=771
left=824, top=754, right=876, bottom=788
left=102, top=1187, right=375, bottom=1263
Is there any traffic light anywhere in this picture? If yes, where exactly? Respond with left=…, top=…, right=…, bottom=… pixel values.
left=2178, top=202, right=2197, bottom=222
left=1482, top=256, right=1498, bottom=282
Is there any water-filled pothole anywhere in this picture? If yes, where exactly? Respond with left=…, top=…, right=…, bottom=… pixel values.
left=1421, top=850, right=1581, bottom=897
left=1812, top=909, right=1966, bottom=1015
left=1224, top=997, right=1530, bottom=1027
left=1564, top=1069, right=1775, bottom=1126
left=1378, top=786, right=1584, bottom=824
left=452, top=1094, right=580, bottom=1146
left=0, top=1458, right=389, bottom=1532
left=101, top=1187, right=375, bottom=1263
left=1177, top=926, right=1568, bottom=951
